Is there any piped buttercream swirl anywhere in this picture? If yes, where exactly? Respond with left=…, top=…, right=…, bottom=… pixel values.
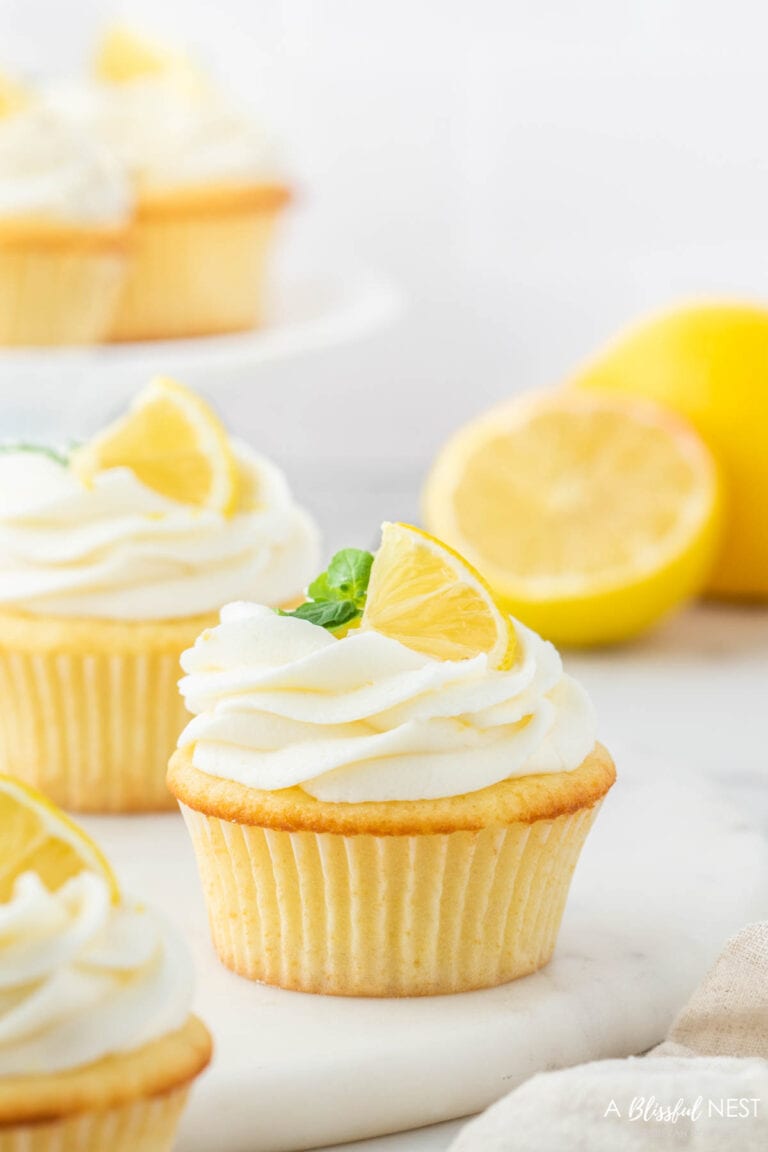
left=0, top=871, right=193, bottom=1076
left=0, top=445, right=319, bottom=620
left=0, top=107, right=131, bottom=226
left=177, top=602, right=597, bottom=803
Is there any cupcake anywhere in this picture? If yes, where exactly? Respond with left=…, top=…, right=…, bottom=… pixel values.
left=0, top=101, right=131, bottom=346
left=0, top=377, right=319, bottom=812
left=51, top=26, right=291, bottom=341
left=0, top=773, right=211, bottom=1151
left=169, top=522, right=615, bottom=997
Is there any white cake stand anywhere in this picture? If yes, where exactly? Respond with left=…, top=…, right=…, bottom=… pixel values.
left=0, top=263, right=402, bottom=437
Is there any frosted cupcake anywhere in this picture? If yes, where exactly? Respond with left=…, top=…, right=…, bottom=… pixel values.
left=169, top=522, right=615, bottom=997
left=0, top=378, right=319, bottom=812
left=51, top=26, right=291, bottom=341
left=0, top=101, right=131, bottom=346
left=0, top=774, right=211, bottom=1151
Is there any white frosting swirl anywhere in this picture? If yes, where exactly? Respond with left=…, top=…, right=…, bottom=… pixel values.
left=0, top=871, right=193, bottom=1076
left=47, top=79, right=282, bottom=194
left=0, top=108, right=131, bottom=226
left=178, top=603, right=597, bottom=803
left=0, top=446, right=319, bottom=620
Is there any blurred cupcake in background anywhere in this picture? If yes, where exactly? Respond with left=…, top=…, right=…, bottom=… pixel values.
left=0, top=377, right=319, bottom=812
left=50, top=26, right=292, bottom=341
left=0, top=78, right=130, bottom=346
left=0, top=773, right=211, bottom=1151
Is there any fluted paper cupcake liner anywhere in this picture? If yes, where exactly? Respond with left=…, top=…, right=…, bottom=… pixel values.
left=0, top=614, right=213, bottom=812
left=181, top=802, right=601, bottom=996
left=110, top=193, right=286, bottom=341
left=0, top=248, right=125, bottom=346
left=0, top=1086, right=189, bottom=1152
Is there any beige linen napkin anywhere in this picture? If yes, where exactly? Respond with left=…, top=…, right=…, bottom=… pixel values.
left=450, top=922, right=768, bottom=1151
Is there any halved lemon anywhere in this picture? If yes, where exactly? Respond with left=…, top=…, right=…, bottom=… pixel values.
left=0, top=774, right=119, bottom=904
left=423, top=392, right=721, bottom=645
left=361, top=522, right=517, bottom=668
left=95, top=25, right=182, bottom=83
left=71, top=377, right=238, bottom=514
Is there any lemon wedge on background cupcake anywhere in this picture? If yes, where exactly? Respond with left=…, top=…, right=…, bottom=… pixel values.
left=95, top=24, right=193, bottom=84
left=423, top=391, right=721, bottom=646
left=569, top=302, right=768, bottom=599
left=72, top=375, right=238, bottom=514
left=0, top=773, right=119, bottom=902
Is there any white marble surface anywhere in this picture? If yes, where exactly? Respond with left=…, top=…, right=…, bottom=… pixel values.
left=83, top=602, right=768, bottom=1152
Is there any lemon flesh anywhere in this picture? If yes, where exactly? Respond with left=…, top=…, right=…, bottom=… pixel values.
left=423, top=393, right=721, bottom=646
left=0, top=774, right=119, bottom=903
left=71, top=376, right=238, bottom=514
left=95, top=25, right=179, bottom=83
left=362, top=522, right=517, bottom=668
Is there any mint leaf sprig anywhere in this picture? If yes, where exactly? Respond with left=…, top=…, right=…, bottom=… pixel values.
left=280, top=548, right=374, bottom=633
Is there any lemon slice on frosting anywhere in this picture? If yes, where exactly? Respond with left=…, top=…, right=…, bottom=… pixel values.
left=0, top=774, right=119, bottom=903
left=95, top=25, right=182, bottom=82
left=361, top=522, right=517, bottom=668
left=72, top=376, right=238, bottom=514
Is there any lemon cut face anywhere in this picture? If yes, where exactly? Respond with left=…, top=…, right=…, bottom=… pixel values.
left=71, top=377, right=238, bottom=514
left=0, top=773, right=119, bottom=904
left=423, top=392, right=721, bottom=645
left=361, top=521, right=517, bottom=668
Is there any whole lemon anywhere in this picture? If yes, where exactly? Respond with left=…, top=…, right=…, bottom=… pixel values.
left=572, top=303, right=768, bottom=598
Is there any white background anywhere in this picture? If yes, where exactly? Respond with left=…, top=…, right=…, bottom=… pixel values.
left=3, top=0, right=768, bottom=537
left=1, top=8, right=767, bottom=1150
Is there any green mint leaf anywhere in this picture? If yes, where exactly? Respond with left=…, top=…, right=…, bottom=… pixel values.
left=281, top=599, right=361, bottom=630
left=306, top=571, right=333, bottom=602
left=279, top=546, right=374, bottom=632
left=325, top=549, right=374, bottom=604
left=0, top=442, right=69, bottom=466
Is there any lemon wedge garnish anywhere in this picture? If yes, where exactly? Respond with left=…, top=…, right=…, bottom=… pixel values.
left=95, top=25, right=189, bottom=83
left=0, top=73, right=28, bottom=118
left=361, top=521, right=517, bottom=668
left=0, top=774, right=119, bottom=904
left=71, top=376, right=238, bottom=514
left=423, top=392, right=721, bottom=645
